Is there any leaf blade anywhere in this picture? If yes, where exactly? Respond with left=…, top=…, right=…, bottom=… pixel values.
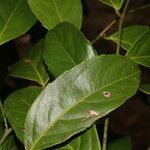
left=57, top=125, right=101, bottom=150
left=139, top=84, right=150, bottom=95
left=108, top=25, right=149, bottom=50
left=28, top=0, right=82, bottom=29
left=4, top=86, right=42, bottom=142
left=25, top=55, right=140, bottom=150
left=0, top=0, right=36, bottom=45
left=9, top=40, right=49, bottom=86
left=99, top=0, right=124, bottom=10
left=44, top=22, right=96, bottom=77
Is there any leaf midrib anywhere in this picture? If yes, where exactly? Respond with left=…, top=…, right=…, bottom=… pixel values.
left=0, top=0, right=23, bottom=40
left=29, top=62, right=45, bottom=87
left=53, top=31, right=77, bottom=66
left=29, top=71, right=139, bottom=149
left=52, top=0, right=62, bottom=22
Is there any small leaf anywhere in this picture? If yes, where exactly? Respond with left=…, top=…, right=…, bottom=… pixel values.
left=57, top=125, right=101, bottom=150
left=4, top=86, right=42, bottom=142
left=9, top=40, right=49, bottom=86
left=25, top=55, right=140, bottom=150
left=127, top=29, right=150, bottom=68
left=99, top=0, right=124, bottom=10
left=139, top=84, right=150, bottom=94
left=0, top=0, right=36, bottom=45
left=28, top=0, right=82, bottom=29
left=108, top=25, right=149, bottom=50
left=108, top=136, right=131, bottom=150
left=44, top=22, right=96, bottom=77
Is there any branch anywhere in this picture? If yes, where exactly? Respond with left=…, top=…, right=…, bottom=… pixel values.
left=0, top=128, right=12, bottom=145
left=91, top=3, right=149, bottom=45
left=116, top=0, right=130, bottom=55
left=0, top=99, right=8, bottom=129
left=0, top=99, right=12, bottom=145
left=102, top=118, right=109, bottom=150
left=91, top=19, right=117, bottom=45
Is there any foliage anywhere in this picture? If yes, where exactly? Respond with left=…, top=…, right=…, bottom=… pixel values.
left=0, top=0, right=149, bottom=150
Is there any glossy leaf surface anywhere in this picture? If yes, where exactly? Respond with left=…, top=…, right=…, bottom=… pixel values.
left=28, top=0, right=82, bottom=29
left=9, top=40, right=49, bottom=86
left=25, top=55, right=140, bottom=150
left=0, top=0, right=36, bottom=45
left=139, top=84, right=150, bottom=94
left=44, top=22, right=96, bottom=77
left=99, top=0, right=124, bottom=10
left=4, top=86, right=42, bottom=142
left=108, top=136, right=131, bottom=150
left=108, top=25, right=149, bottom=50
left=57, top=125, right=101, bottom=150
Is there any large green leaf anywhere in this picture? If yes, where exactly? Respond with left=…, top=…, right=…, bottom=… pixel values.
left=28, top=0, right=82, bottom=29
left=25, top=55, right=140, bottom=150
left=0, top=0, right=36, bottom=45
left=9, top=40, right=49, bottom=86
left=0, top=114, right=17, bottom=149
left=108, top=136, right=131, bottom=150
left=44, top=22, right=96, bottom=77
left=98, top=0, right=124, bottom=10
left=4, top=86, right=42, bottom=142
left=139, top=84, right=150, bottom=95
left=56, top=125, right=101, bottom=150
left=108, top=25, right=149, bottom=50
left=126, top=29, right=150, bottom=68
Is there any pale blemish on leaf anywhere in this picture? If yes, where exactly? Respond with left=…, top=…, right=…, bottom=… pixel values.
left=83, top=110, right=100, bottom=121
left=102, top=91, right=112, bottom=98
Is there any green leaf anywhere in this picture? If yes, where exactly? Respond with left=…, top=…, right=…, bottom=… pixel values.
left=126, top=29, right=150, bottom=68
left=44, top=22, right=96, bottom=77
left=0, top=117, right=17, bottom=150
left=0, top=0, right=36, bottom=45
left=4, top=86, right=42, bottom=142
left=57, top=125, right=101, bottom=150
left=9, top=40, right=49, bottom=86
left=139, top=84, right=150, bottom=94
left=98, top=0, right=124, bottom=10
left=28, top=0, right=82, bottom=29
left=108, top=25, right=149, bottom=50
left=108, top=136, right=131, bottom=150
left=108, top=25, right=150, bottom=68
left=25, top=55, right=140, bottom=150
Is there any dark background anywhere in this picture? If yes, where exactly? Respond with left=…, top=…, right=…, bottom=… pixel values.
left=0, top=0, right=150, bottom=149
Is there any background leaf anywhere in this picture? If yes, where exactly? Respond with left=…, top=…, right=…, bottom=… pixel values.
left=98, top=0, right=124, bottom=10
left=56, top=125, right=101, bottom=150
left=25, top=55, right=140, bottom=150
left=44, top=22, right=96, bottom=77
left=108, top=136, right=131, bottom=150
left=9, top=40, right=49, bottom=86
left=126, top=29, right=150, bottom=68
left=139, top=84, right=150, bottom=94
left=0, top=0, right=36, bottom=45
left=108, top=25, right=150, bottom=68
left=108, top=25, right=149, bottom=50
left=28, top=0, right=82, bottom=29
left=4, top=86, right=42, bottom=142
